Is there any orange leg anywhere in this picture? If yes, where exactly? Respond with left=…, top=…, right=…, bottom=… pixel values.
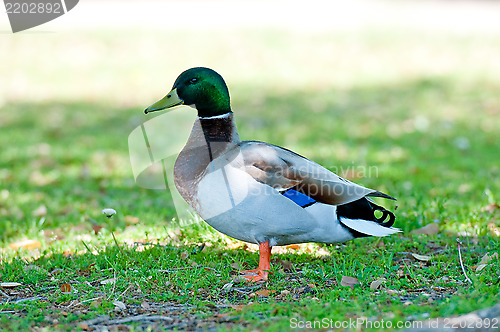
left=240, top=241, right=272, bottom=282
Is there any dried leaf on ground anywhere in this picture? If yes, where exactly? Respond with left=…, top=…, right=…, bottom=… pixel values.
left=412, top=253, right=432, bottom=261
left=487, top=222, right=500, bottom=237
left=113, top=300, right=126, bottom=310
left=476, top=252, right=498, bottom=271
left=60, top=283, right=72, bottom=294
left=229, top=304, right=249, bottom=311
left=79, top=323, right=90, bottom=331
left=271, top=259, right=293, bottom=271
left=370, top=278, right=386, bottom=290
left=32, top=205, right=47, bottom=217
left=340, top=276, right=359, bottom=288
left=180, top=252, right=189, bottom=260
left=410, top=223, right=439, bottom=235
left=8, top=239, right=41, bottom=250
left=482, top=203, right=500, bottom=213
left=100, top=278, right=116, bottom=285
left=227, top=241, right=243, bottom=250
left=255, top=290, right=275, bottom=296
left=91, top=224, right=104, bottom=235
left=124, top=215, right=139, bottom=224
left=479, top=252, right=498, bottom=264
left=1, top=282, right=22, bottom=288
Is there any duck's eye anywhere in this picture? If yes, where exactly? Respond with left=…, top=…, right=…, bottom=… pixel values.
left=189, top=78, right=198, bottom=84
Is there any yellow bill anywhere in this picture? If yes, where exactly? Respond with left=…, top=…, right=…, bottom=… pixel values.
left=144, top=88, right=184, bottom=114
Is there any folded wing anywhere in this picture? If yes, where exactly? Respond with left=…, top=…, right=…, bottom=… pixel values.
left=219, top=141, right=395, bottom=206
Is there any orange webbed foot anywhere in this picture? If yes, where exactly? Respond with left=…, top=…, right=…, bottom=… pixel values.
left=240, top=241, right=272, bottom=282
left=240, top=268, right=259, bottom=274
left=243, top=270, right=268, bottom=282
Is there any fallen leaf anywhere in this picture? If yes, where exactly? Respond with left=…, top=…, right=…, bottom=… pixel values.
left=60, top=283, right=72, bottom=294
left=482, top=203, right=500, bottom=213
left=229, top=304, right=248, bottom=311
left=487, top=222, right=500, bottom=237
left=340, top=276, right=359, bottom=288
left=227, top=242, right=243, bottom=250
left=476, top=264, right=488, bottom=272
left=141, top=301, right=150, bottom=310
left=90, top=300, right=101, bottom=308
left=412, top=253, right=432, bottom=262
left=9, top=239, right=41, bottom=250
left=63, top=250, right=74, bottom=257
left=271, top=259, right=293, bottom=271
left=476, top=252, right=499, bottom=271
left=180, top=252, right=189, bottom=260
left=370, top=278, right=386, bottom=290
left=113, top=300, right=126, bottom=310
left=230, top=262, right=239, bottom=270
left=410, top=223, right=439, bottom=235
left=255, top=290, right=275, bottom=296
left=91, top=224, right=104, bottom=235
left=1, top=282, right=22, bottom=288
left=32, top=205, right=47, bottom=217
left=100, top=278, right=116, bottom=285
left=124, top=215, right=139, bottom=224
left=478, top=252, right=498, bottom=265
left=29, top=170, right=53, bottom=186
left=281, top=289, right=291, bottom=296
left=79, top=323, right=90, bottom=331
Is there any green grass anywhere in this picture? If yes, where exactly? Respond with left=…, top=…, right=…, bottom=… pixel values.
left=1, top=25, right=500, bottom=331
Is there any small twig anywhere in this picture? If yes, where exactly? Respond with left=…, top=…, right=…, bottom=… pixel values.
left=106, top=314, right=173, bottom=324
left=67, top=296, right=102, bottom=308
left=114, top=283, right=133, bottom=302
left=11, top=296, right=47, bottom=303
left=457, top=238, right=473, bottom=284
left=106, top=271, right=117, bottom=300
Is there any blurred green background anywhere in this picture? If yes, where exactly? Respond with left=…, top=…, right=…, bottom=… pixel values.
left=1, top=0, right=500, bottom=246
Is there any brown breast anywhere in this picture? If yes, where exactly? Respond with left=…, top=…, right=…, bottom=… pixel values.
left=173, top=114, right=240, bottom=208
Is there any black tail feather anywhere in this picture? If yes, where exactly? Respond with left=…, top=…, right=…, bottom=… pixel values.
left=337, top=197, right=396, bottom=238
left=366, top=191, right=397, bottom=201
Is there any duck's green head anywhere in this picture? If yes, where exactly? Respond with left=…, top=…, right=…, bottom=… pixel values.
left=144, top=67, right=231, bottom=118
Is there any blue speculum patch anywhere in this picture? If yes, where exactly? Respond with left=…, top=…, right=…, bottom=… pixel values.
left=282, top=189, right=316, bottom=208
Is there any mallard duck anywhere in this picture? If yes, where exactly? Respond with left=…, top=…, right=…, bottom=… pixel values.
left=144, top=67, right=399, bottom=281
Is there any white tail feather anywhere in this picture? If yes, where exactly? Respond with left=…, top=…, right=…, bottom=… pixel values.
left=340, top=218, right=401, bottom=237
